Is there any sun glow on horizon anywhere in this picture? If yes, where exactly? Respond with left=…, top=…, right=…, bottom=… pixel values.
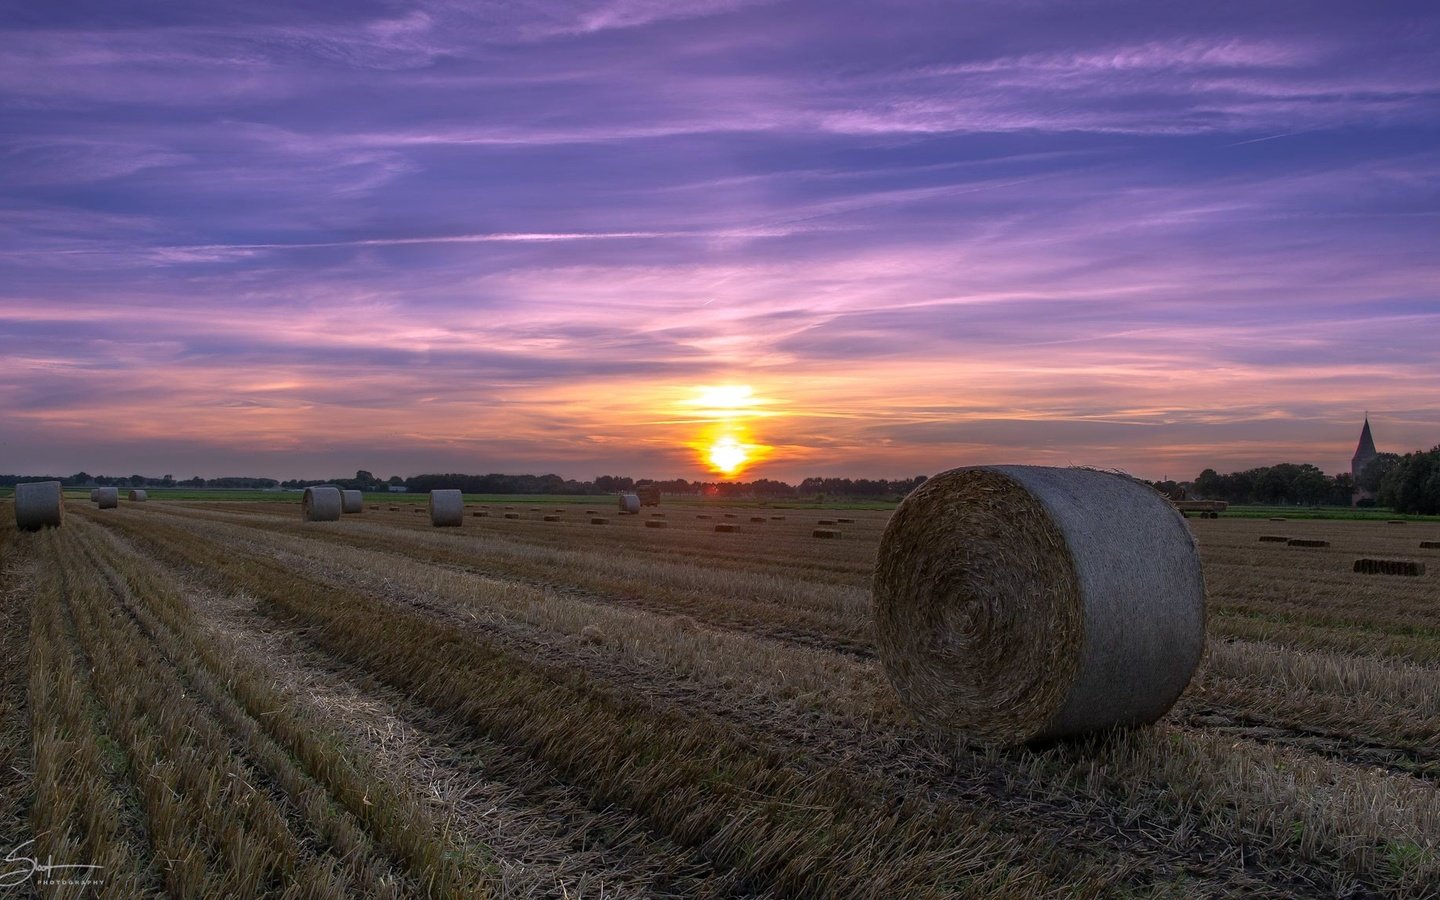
left=681, top=385, right=774, bottom=477
left=707, top=435, right=750, bottom=475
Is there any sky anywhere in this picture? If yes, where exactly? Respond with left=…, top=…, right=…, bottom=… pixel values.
left=2, top=0, right=1437, bottom=483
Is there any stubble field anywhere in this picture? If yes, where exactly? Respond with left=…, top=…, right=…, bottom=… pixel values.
left=1, top=499, right=1437, bottom=898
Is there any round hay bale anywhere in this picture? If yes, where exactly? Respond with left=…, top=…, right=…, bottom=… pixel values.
left=645, top=519, right=667, bottom=529
left=812, top=528, right=842, bottom=539
left=15, top=481, right=64, bottom=531
left=873, top=465, right=1206, bottom=746
left=1353, top=558, right=1425, bottom=577
left=618, top=493, right=641, bottom=514
left=714, top=523, right=737, bottom=533
left=341, top=490, right=364, bottom=514
left=590, top=518, right=608, bottom=525
left=543, top=515, right=560, bottom=522
left=1258, top=535, right=1289, bottom=543
left=1287, top=538, right=1329, bottom=548
left=94, top=487, right=119, bottom=509
left=429, top=490, right=464, bottom=527
left=128, top=489, right=147, bottom=502
left=302, top=486, right=343, bottom=522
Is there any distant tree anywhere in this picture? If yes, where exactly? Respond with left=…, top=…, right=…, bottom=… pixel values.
left=388, top=475, right=404, bottom=485
left=1358, top=453, right=1401, bottom=494
left=129, top=474, right=145, bottom=487
left=1378, top=446, right=1440, bottom=515
left=70, top=472, right=92, bottom=486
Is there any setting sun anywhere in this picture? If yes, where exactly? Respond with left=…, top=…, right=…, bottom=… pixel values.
left=707, top=436, right=749, bottom=475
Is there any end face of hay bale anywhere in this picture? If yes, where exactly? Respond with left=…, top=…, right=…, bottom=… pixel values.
left=1258, top=535, right=1289, bottom=543
left=873, top=465, right=1206, bottom=746
left=812, top=528, right=841, bottom=539
left=1353, top=558, right=1425, bottom=576
left=714, top=523, right=737, bottom=533
left=95, top=486, right=119, bottom=509
left=590, top=517, right=608, bottom=525
left=128, top=489, right=147, bottom=502
left=341, top=490, right=364, bottom=514
left=543, top=515, right=560, bottom=522
left=302, top=486, right=343, bottom=522
left=15, top=481, right=64, bottom=530
left=1287, top=539, right=1330, bottom=548
left=429, top=490, right=464, bottom=527
left=644, top=519, right=667, bottom=529
left=618, top=493, right=642, bottom=514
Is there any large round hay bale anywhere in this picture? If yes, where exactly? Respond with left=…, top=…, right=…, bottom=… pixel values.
left=430, top=490, right=464, bottom=527
left=128, top=489, right=147, bottom=502
left=95, top=487, right=119, bottom=509
left=303, top=486, right=343, bottom=521
left=341, top=490, right=364, bottom=514
left=15, top=481, right=64, bottom=531
left=873, top=465, right=1206, bottom=746
left=618, top=493, right=641, bottom=514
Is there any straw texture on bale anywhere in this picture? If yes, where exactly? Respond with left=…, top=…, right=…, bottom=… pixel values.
left=543, top=515, right=560, bottom=522
left=1287, top=539, right=1330, bottom=548
left=618, top=494, right=642, bottom=514
left=590, top=518, right=608, bottom=525
left=89, top=489, right=99, bottom=502
left=1421, top=541, right=1440, bottom=550
left=873, top=465, right=1206, bottom=746
left=341, top=490, right=364, bottom=514
left=1353, top=558, right=1425, bottom=577
left=429, top=490, right=464, bottom=527
left=645, top=519, right=667, bottom=529
left=302, top=486, right=343, bottom=522
left=714, top=524, right=737, bottom=533
left=1258, top=535, right=1289, bottom=543
left=95, top=487, right=119, bottom=509
left=15, top=481, right=64, bottom=531
left=812, top=529, right=841, bottom=539
left=128, top=489, right=147, bottom=502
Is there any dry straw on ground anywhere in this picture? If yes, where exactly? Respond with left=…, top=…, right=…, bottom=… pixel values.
left=341, top=490, right=364, bottom=514
left=873, top=465, right=1206, bottom=746
left=1353, top=558, right=1426, bottom=577
left=14, top=481, right=64, bottom=530
left=95, top=487, right=119, bottom=509
left=128, top=489, right=147, bottom=502
left=618, top=494, right=642, bottom=514
left=429, top=490, right=464, bottom=527
left=302, top=486, right=342, bottom=522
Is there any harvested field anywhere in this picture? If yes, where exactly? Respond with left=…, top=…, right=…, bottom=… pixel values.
left=0, top=501, right=1437, bottom=897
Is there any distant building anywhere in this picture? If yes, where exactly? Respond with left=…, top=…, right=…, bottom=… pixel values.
left=1351, top=416, right=1379, bottom=505
left=388, top=485, right=409, bottom=493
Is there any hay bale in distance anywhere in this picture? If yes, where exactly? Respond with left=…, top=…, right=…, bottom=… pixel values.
left=618, top=493, right=642, bottom=514
left=543, top=515, right=560, bottom=522
left=873, top=465, right=1206, bottom=746
left=1420, top=541, right=1440, bottom=550
left=1258, top=535, right=1289, bottom=543
left=817, top=519, right=836, bottom=525
left=95, top=487, right=119, bottom=509
left=749, top=516, right=767, bottom=523
left=429, top=490, right=464, bottom=527
left=590, top=518, right=608, bottom=525
left=302, top=486, right=343, bottom=522
left=696, top=514, right=711, bottom=519
left=472, top=511, right=486, bottom=518
left=645, top=519, right=667, bottom=529
left=15, top=481, right=64, bottom=531
left=128, top=489, right=147, bottom=502
left=340, top=490, right=363, bottom=514
left=1353, top=558, right=1425, bottom=577
left=1287, top=539, right=1330, bottom=548
left=723, top=513, right=737, bottom=519
left=650, top=512, right=665, bottom=518
left=1268, top=517, right=1287, bottom=522
left=89, top=489, right=99, bottom=502
left=812, top=528, right=841, bottom=539
left=1387, top=520, right=1407, bottom=525
left=714, top=524, right=737, bottom=533
left=838, top=518, right=855, bottom=524
left=770, top=515, right=785, bottom=520
left=504, top=513, right=520, bottom=520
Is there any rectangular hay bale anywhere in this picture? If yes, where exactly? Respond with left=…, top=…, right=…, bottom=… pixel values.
left=812, top=528, right=841, bottom=539
left=1287, top=539, right=1330, bottom=548
left=1353, top=558, right=1425, bottom=576
left=1258, top=535, right=1288, bottom=542
left=645, top=519, right=667, bottom=529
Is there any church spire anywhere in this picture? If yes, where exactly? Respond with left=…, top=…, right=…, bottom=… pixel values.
left=1353, top=416, right=1377, bottom=463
